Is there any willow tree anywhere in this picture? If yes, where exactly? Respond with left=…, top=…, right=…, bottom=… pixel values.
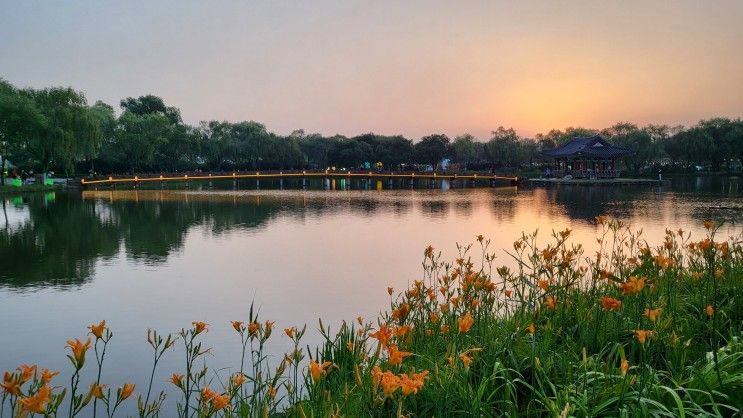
left=0, top=79, right=44, bottom=184
left=25, top=87, right=102, bottom=176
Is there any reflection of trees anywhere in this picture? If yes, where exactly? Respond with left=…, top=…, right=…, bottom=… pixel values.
left=538, top=185, right=647, bottom=221
left=0, top=194, right=120, bottom=288
left=2, top=190, right=458, bottom=289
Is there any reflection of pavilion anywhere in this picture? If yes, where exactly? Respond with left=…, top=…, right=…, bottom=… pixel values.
left=542, top=136, right=634, bottom=179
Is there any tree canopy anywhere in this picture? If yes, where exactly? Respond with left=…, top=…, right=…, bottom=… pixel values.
left=0, top=78, right=741, bottom=179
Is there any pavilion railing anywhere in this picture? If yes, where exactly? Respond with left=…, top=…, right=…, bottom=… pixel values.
left=559, top=169, right=621, bottom=179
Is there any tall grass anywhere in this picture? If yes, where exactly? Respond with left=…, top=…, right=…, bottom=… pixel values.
left=2, top=218, right=742, bottom=417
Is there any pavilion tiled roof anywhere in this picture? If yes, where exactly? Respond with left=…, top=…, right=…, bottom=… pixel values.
left=541, top=135, right=634, bottom=158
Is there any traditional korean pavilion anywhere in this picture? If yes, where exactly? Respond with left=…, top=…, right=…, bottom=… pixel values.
left=541, top=135, right=634, bottom=178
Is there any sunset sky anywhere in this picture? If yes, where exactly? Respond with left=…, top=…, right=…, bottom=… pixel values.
left=1, top=1, right=742, bottom=139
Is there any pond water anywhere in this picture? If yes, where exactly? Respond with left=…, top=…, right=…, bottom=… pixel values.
left=0, top=177, right=741, bottom=415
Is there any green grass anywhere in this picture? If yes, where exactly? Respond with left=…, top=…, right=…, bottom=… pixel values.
left=1, top=219, right=742, bottom=418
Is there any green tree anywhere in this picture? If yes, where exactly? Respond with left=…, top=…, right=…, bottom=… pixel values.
left=601, top=122, right=656, bottom=172
left=484, top=127, right=524, bottom=168
left=88, top=101, right=116, bottom=174
left=115, top=111, right=172, bottom=172
left=120, top=95, right=182, bottom=124
left=451, top=134, right=479, bottom=168
left=414, top=134, right=450, bottom=169
left=26, top=86, right=101, bottom=175
left=0, top=79, right=45, bottom=184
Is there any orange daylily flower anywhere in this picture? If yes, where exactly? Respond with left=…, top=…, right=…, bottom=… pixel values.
left=545, top=296, right=557, bottom=311
left=527, top=323, right=535, bottom=335
left=264, top=321, right=275, bottom=338
left=19, top=384, right=51, bottom=414
left=66, top=338, right=91, bottom=368
left=392, top=304, right=410, bottom=321
left=309, top=360, right=333, bottom=382
left=504, top=289, right=513, bottom=298
left=654, top=256, right=673, bottom=269
left=634, top=330, right=654, bottom=345
left=459, top=353, right=472, bottom=368
left=201, top=386, right=218, bottom=403
left=620, top=359, right=629, bottom=376
left=538, top=280, right=549, bottom=291
left=440, top=324, right=450, bottom=333
left=248, top=321, right=260, bottom=336
left=231, top=321, right=244, bottom=333
left=346, top=340, right=354, bottom=351
left=1, top=371, right=22, bottom=396
left=17, top=364, right=36, bottom=383
left=192, top=321, right=208, bottom=335
left=387, top=345, right=413, bottom=366
left=90, top=383, right=107, bottom=400
left=284, top=327, right=295, bottom=338
left=88, top=320, right=107, bottom=339
left=699, top=239, right=712, bottom=252
left=595, top=215, right=608, bottom=225
left=429, top=312, right=439, bottom=323
left=40, top=368, right=59, bottom=384
left=380, top=372, right=401, bottom=396
left=387, top=287, right=394, bottom=296
left=170, top=373, right=184, bottom=388
left=424, top=245, right=434, bottom=258
left=400, top=371, right=428, bottom=396
left=644, top=308, right=662, bottom=322
left=706, top=305, right=715, bottom=317
left=619, top=276, right=645, bottom=295
left=601, top=297, right=622, bottom=311
left=231, top=373, right=246, bottom=387
left=458, top=312, right=474, bottom=334
left=703, top=220, right=715, bottom=230
left=370, top=324, right=392, bottom=347
left=118, top=383, right=135, bottom=401
left=394, top=325, right=412, bottom=337
left=211, top=393, right=230, bottom=411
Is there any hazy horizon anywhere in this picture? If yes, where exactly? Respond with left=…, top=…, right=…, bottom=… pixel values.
left=2, top=1, right=742, bottom=139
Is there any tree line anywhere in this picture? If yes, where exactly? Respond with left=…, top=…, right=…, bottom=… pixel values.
left=1, top=78, right=742, bottom=181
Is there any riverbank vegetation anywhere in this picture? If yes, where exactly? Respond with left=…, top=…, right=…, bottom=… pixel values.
left=2, top=218, right=742, bottom=417
left=2, top=78, right=742, bottom=180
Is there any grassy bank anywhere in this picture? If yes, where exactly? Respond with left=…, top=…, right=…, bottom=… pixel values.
left=2, top=219, right=742, bottom=417
left=0, top=184, right=65, bottom=195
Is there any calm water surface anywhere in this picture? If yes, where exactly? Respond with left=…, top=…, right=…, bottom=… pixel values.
left=1, top=177, right=741, bottom=415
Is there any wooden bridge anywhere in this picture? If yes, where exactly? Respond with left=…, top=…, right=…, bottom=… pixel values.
left=80, top=171, right=519, bottom=188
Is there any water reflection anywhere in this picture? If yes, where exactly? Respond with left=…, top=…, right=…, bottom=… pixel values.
left=1, top=178, right=740, bottom=292
left=0, top=179, right=741, bottom=418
